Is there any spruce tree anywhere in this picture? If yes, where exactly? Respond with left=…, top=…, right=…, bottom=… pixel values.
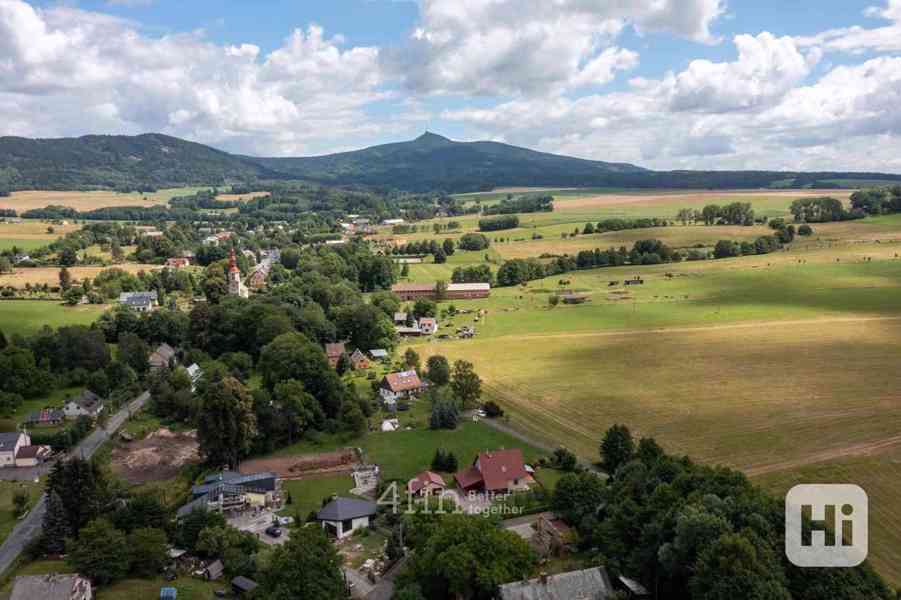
left=43, top=491, right=72, bottom=554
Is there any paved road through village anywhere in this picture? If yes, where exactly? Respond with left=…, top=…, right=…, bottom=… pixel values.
left=0, top=390, right=149, bottom=577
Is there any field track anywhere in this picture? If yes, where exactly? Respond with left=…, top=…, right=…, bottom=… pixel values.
left=478, top=314, right=901, bottom=343
left=745, top=433, right=901, bottom=476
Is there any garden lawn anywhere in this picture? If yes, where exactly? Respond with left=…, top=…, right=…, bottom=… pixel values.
left=279, top=474, right=356, bottom=519
left=0, top=480, right=43, bottom=547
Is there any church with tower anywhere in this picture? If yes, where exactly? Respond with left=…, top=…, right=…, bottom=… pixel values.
left=228, top=249, right=250, bottom=298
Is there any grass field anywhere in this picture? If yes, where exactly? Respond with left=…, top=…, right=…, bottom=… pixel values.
left=391, top=187, right=901, bottom=586
left=0, top=301, right=107, bottom=338
left=0, top=481, right=42, bottom=547
left=0, top=187, right=209, bottom=212
left=0, top=221, right=82, bottom=251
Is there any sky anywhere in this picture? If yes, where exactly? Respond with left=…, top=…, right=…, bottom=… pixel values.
left=3, top=1, right=901, bottom=172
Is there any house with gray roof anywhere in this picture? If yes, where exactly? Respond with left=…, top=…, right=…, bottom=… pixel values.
left=316, top=497, right=377, bottom=539
left=498, top=567, right=615, bottom=600
left=177, top=471, right=280, bottom=520
left=119, top=291, right=158, bottom=312
left=63, top=390, right=104, bottom=420
left=149, top=343, right=177, bottom=370
left=0, top=431, right=29, bottom=468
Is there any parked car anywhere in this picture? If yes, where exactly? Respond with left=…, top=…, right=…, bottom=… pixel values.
left=265, top=525, right=283, bottom=538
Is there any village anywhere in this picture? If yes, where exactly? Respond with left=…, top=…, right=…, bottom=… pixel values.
left=0, top=216, right=657, bottom=600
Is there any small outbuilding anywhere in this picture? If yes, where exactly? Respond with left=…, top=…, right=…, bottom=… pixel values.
left=231, top=576, right=259, bottom=596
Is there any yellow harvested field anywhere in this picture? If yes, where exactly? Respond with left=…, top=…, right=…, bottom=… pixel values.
left=216, top=191, right=270, bottom=201
left=0, top=264, right=160, bottom=288
left=0, top=221, right=81, bottom=239
left=0, top=187, right=207, bottom=212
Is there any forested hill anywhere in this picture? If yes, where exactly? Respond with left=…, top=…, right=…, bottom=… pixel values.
left=247, top=131, right=649, bottom=192
left=0, top=133, right=273, bottom=191
left=2, top=131, right=901, bottom=193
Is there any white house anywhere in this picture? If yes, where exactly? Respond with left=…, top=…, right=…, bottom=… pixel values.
left=418, top=318, right=438, bottom=335
left=0, top=431, right=29, bottom=468
left=316, top=497, right=377, bottom=539
left=186, top=363, right=203, bottom=392
left=63, top=390, right=104, bottom=420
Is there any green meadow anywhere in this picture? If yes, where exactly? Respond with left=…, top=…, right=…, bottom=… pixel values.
left=0, top=301, right=107, bottom=338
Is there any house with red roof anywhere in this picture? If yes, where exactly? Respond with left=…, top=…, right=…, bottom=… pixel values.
left=380, top=370, right=424, bottom=406
left=455, top=448, right=533, bottom=494
left=407, top=471, right=447, bottom=497
left=325, top=342, right=347, bottom=368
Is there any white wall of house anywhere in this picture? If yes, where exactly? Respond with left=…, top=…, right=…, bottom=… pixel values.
left=321, top=516, right=371, bottom=539
left=0, top=433, right=28, bottom=467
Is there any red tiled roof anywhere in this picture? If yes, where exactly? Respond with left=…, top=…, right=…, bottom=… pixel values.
left=477, top=448, right=528, bottom=492
left=408, top=471, right=447, bottom=494
left=325, top=342, right=346, bottom=358
left=15, top=445, right=46, bottom=459
left=383, top=370, right=422, bottom=393
left=454, top=466, right=483, bottom=490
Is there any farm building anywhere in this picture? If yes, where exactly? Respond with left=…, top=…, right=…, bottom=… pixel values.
left=119, top=291, right=158, bottom=312
left=10, top=574, right=93, bottom=600
left=22, top=408, right=65, bottom=427
left=369, top=348, right=389, bottom=361
left=391, top=282, right=491, bottom=301
left=497, top=567, right=615, bottom=600
left=418, top=317, right=438, bottom=335
left=393, top=312, right=408, bottom=324
left=165, top=257, right=191, bottom=269
left=380, top=370, right=424, bottom=406
left=350, top=349, right=370, bottom=369
left=316, top=497, right=377, bottom=539
left=325, top=342, right=347, bottom=368
left=454, top=448, right=532, bottom=494
left=396, top=324, right=423, bottom=336
left=63, top=390, right=104, bottom=420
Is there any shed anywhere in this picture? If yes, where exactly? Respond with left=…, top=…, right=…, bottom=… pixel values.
left=204, top=559, right=224, bottom=581
left=232, top=576, right=259, bottom=596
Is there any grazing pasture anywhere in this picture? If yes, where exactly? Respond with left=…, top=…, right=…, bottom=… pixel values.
left=0, top=300, right=107, bottom=338
left=398, top=196, right=901, bottom=585
left=0, top=187, right=208, bottom=212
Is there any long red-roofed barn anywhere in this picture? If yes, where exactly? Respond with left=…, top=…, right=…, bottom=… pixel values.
left=391, top=282, right=490, bottom=301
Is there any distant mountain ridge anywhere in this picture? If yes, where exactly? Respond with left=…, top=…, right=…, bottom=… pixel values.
left=1, top=131, right=900, bottom=194
left=0, top=133, right=274, bottom=191
left=246, top=132, right=649, bottom=192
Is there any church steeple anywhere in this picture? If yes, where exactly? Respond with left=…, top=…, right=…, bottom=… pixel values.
left=227, top=248, right=249, bottom=298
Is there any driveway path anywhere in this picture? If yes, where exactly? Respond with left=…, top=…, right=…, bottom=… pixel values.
left=0, top=390, right=149, bottom=577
